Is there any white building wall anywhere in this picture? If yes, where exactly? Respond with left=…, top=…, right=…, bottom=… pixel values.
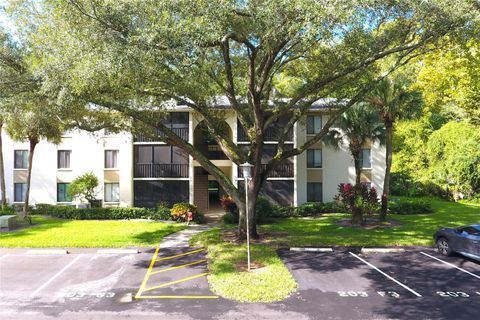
left=1, top=128, right=133, bottom=207
left=1, top=110, right=386, bottom=208
left=295, top=113, right=386, bottom=204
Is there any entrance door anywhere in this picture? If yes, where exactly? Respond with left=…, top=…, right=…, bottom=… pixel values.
left=208, top=181, right=220, bottom=207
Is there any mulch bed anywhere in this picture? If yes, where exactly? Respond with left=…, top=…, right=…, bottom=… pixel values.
left=336, top=218, right=402, bottom=229
left=235, top=261, right=267, bottom=272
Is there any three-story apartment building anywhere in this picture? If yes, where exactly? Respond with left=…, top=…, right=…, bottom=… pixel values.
left=1, top=103, right=386, bottom=210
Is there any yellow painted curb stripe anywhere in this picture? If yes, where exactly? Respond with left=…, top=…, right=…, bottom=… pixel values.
left=156, top=248, right=205, bottom=262
left=135, top=247, right=160, bottom=299
left=142, top=272, right=209, bottom=293
left=135, top=295, right=219, bottom=299
left=150, top=259, right=207, bottom=275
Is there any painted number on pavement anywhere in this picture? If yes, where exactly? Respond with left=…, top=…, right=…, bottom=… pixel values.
left=65, top=292, right=115, bottom=299
left=377, top=291, right=400, bottom=298
left=338, top=291, right=368, bottom=297
left=436, top=291, right=469, bottom=298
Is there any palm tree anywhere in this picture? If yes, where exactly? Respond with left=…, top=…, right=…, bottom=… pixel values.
left=365, top=77, right=422, bottom=220
left=324, top=103, right=386, bottom=186
left=324, top=103, right=385, bottom=225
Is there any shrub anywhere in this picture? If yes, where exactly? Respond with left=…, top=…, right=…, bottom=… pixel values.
left=220, top=195, right=239, bottom=222
left=33, top=203, right=53, bottom=215
left=68, top=172, right=99, bottom=204
left=295, top=202, right=347, bottom=216
left=153, top=203, right=172, bottom=221
left=220, top=196, right=237, bottom=213
left=0, top=206, right=15, bottom=216
left=255, top=196, right=274, bottom=222
left=389, top=199, right=433, bottom=215
left=42, top=206, right=155, bottom=220
left=170, top=203, right=197, bottom=224
left=223, top=212, right=237, bottom=224
left=271, top=205, right=296, bottom=218
left=335, top=183, right=379, bottom=224
left=194, top=211, right=206, bottom=224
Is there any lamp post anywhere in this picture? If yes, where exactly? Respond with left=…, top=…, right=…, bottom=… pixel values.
left=240, top=162, right=253, bottom=271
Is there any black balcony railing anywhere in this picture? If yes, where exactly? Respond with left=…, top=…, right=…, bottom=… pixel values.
left=207, top=145, right=229, bottom=160
left=238, top=163, right=294, bottom=178
left=134, top=127, right=189, bottom=142
left=134, top=163, right=189, bottom=178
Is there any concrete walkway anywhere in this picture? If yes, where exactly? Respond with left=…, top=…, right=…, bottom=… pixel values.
left=159, top=223, right=219, bottom=248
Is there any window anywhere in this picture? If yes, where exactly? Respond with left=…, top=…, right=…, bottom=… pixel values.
left=307, top=115, right=322, bottom=134
left=460, top=226, right=480, bottom=236
left=134, top=145, right=188, bottom=164
left=14, top=150, right=28, bottom=169
left=307, top=149, right=322, bottom=168
left=307, top=183, right=323, bottom=202
left=57, top=150, right=71, bottom=169
left=134, top=180, right=189, bottom=207
left=104, top=183, right=120, bottom=202
left=359, top=148, right=371, bottom=168
left=14, top=183, right=27, bottom=202
left=57, top=183, right=72, bottom=202
left=105, top=150, right=118, bottom=168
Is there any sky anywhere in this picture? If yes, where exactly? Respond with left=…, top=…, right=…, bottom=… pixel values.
left=0, top=0, right=17, bottom=35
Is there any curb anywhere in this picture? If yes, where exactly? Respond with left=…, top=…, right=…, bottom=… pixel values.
left=290, top=247, right=333, bottom=252
left=97, top=249, right=140, bottom=254
left=26, top=249, right=69, bottom=255
left=361, top=248, right=405, bottom=253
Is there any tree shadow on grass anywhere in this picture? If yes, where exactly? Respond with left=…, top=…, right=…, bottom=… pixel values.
left=0, top=215, right=70, bottom=240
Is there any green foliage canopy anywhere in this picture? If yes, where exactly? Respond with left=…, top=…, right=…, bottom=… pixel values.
left=68, top=172, right=99, bottom=203
left=426, top=121, right=480, bottom=197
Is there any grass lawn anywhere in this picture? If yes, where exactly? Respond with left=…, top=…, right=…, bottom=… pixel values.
left=0, top=215, right=185, bottom=248
left=189, top=197, right=478, bottom=302
left=261, top=197, right=480, bottom=247
left=190, top=228, right=297, bottom=302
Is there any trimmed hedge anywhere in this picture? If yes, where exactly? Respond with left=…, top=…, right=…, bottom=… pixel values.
left=388, top=199, right=433, bottom=215
left=33, top=205, right=156, bottom=220
left=295, top=202, right=347, bottom=216
left=0, top=206, right=15, bottom=216
left=32, top=203, right=205, bottom=223
left=254, top=197, right=347, bottom=222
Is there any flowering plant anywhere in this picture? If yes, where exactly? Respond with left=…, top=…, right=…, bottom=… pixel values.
left=335, top=183, right=379, bottom=224
left=220, top=196, right=238, bottom=214
left=170, top=203, right=197, bottom=224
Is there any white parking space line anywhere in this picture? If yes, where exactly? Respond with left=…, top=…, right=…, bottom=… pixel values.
left=420, top=252, right=480, bottom=280
left=0, top=254, right=10, bottom=261
left=29, top=254, right=83, bottom=297
left=349, top=252, right=422, bottom=297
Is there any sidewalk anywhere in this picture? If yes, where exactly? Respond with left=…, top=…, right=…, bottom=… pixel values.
left=159, top=223, right=219, bottom=248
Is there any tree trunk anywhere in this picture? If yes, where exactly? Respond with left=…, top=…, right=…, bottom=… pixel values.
left=0, top=121, right=7, bottom=209
left=380, top=122, right=393, bottom=221
left=23, top=138, right=38, bottom=222
left=352, top=150, right=362, bottom=186
left=351, top=206, right=363, bottom=225
left=237, top=178, right=259, bottom=240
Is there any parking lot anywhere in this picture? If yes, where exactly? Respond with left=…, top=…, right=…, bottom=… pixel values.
left=0, top=246, right=479, bottom=319
left=279, top=247, right=480, bottom=319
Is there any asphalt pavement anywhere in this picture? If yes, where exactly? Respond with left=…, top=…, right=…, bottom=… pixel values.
left=0, top=246, right=478, bottom=319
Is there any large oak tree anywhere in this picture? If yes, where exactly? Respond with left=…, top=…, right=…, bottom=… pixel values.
left=11, top=0, right=479, bottom=237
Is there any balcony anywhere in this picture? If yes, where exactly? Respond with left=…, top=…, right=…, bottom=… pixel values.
left=238, top=163, right=294, bottom=178
left=134, top=127, right=189, bottom=143
left=207, top=145, right=229, bottom=160
left=237, top=126, right=293, bottom=142
left=134, top=163, right=189, bottom=178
